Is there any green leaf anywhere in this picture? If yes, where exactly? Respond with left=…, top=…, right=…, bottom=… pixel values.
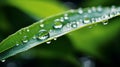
left=0, top=6, right=120, bottom=60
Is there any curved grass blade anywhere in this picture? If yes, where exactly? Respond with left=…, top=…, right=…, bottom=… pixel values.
left=0, top=6, right=120, bottom=60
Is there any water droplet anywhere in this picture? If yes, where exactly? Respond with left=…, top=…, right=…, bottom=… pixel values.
left=64, top=16, right=69, bottom=20
left=40, top=24, right=44, bottom=28
left=32, top=36, right=36, bottom=39
left=54, top=19, right=60, bottom=22
left=26, top=27, right=30, bottom=32
left=83, top=18, right=91, bottom=24
left=102, top=20, right=108, bottom=25
left=1, top=59, right=5, bottom=62
left=97, top=6, right=102, bottom=12
left=53, top=22, right=63, bottom=29
left=16, top=44, right=19, bottom=46
left=91, top=7, right=96, bottom=12
left=111, top=5, right=116, bottom=12
left=39, top=20, right=44, bottom=23
left=78, top=8, right=83, bottom=14
left=88, top=9, right=92, bottom=13
left=60, top=17, right=64, bottom=22
left=46, top=41, right=51, bottom=44
left=37, top=29, right=49, bottom=40
left=22, top=36, right=28, bottom=43
left=54, top=38, right=57, bottom=40
left=71, top=22, right=78, bottom=28
left=102, top=15, right=109, bottom=20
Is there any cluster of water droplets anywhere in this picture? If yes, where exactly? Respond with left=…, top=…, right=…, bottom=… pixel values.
left=14, top=6, right=120, bottom=50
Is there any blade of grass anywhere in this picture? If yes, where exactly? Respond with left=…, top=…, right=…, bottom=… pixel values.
left=0, top=7, right=120, bottom=61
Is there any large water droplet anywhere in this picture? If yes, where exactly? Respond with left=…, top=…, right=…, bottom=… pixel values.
left=1, top=59, right=5, bottom=62
left=53, top=22, right=63, bottom=29
left=22, top=36, right=28, bottom=43
left=37, top=29, right=49, bottom=40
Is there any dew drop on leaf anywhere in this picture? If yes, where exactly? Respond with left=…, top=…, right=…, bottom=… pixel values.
left=40, top=24, right=44, bottom=28
left=16, top=44, right=19, bottom=46
left=37, top=29, right=49, bottom=40
left=97, top=6, right=102, bottom=12
left=83, top=18, right=91, bottom=24
left=78, top=8, right=83, bottom=14
left=71, top=22, right=78, bottom=28
left=22, top=36, right=28, bottom=43
left=102, top=20, right=109, bottom=25
left=46, top=41, right=51, bottom=44
left=1, top=59, right=5, bottom=62
left=88, top=9, right=92, bottom=13
left=54, top=38, right=57, bottom=40
left=53, top=22, right=63, bottom=29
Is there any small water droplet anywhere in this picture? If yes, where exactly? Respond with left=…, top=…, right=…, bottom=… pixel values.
left=64, top=16, right=69, bottom=20
left=88, top=9, right=92, bottom=13
left=26, top=28, right=30, bottom=32
left=78, top=8, right=83, bottom=14
left=102, top=20, right=108, bottom=25
left=32, top=36, right=36, bottom=39
left=111, top=5, right=116, bottom=12
left=97, top=6, right=102, bottom=12
left=60, top=17, right=64, bottom=22
left=40, top=24, right=44, bottom=28
left=54, top=38, right=57, bottom=40
left=46, top=41, right=51, bottom=44
left=16, top=44, right=19, bottom=46
left=102, top=15, right=109, bottom=20
left=83, top=18, right=91, bottom=24
left=1, top=59, right=5, bottom=62
left=22, top=36, right=28, bottom=43
left=53, top=22, right=63, bottom=29
left=91, top=7, right=96, bottom=12
left=37, top=29, right=49, bottom=40
left=71, top=22, right=78, bottom=28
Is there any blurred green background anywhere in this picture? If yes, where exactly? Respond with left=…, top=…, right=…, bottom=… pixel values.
left=0, top=0, right=120, bottom=67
